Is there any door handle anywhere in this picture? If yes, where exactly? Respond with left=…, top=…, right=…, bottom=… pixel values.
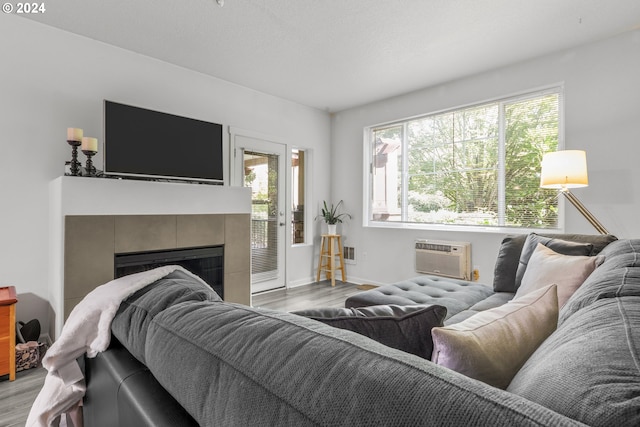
left=279, top=222, right=285, bottom=226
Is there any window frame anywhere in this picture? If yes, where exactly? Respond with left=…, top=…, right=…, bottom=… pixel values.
left=291, top=147, right=310, bottom=246
left=363, top=85, right=565, bottom=234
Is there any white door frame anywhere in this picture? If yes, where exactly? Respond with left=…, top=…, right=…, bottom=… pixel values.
left=230, top=127, right=288, bottom=293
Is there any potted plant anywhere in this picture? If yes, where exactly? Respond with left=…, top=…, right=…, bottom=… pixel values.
left=318, top=200, right=351, bottom=235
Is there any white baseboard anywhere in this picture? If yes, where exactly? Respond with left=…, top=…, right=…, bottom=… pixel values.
left=343, top=275, right=386, bottom=287
left=287, top=276, right=316, bottom=288
left=287, top=275, right=387, bottom=288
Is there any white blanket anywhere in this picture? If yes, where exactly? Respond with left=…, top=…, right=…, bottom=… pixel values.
left=26, top=265, right=207, bottom=427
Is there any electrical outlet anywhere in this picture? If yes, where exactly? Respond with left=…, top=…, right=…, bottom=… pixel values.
left=473, top=266, right=480, bottom=281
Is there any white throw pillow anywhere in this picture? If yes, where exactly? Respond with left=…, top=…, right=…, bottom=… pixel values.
left=517, top=243, right=598, bottom=307
left=431, top=284, right=558, bottom=389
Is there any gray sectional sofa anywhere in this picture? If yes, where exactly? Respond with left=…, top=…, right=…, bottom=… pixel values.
left=345, top=233, right=616, bottom=324
left=83, top=234, right=640, bottom=426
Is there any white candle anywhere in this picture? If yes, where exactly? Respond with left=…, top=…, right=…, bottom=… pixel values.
left=67, top=128, right=83, bottom=142
left=81, top=137, right=98, bottom=152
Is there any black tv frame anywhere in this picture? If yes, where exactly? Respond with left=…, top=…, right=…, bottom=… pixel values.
left=103, top=100, right=226, bottom=185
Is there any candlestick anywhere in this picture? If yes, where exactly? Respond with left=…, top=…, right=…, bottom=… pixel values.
left=82, top=149, right=97, bottom=177
left=66, top=128, right=84, bottom=176
left=81, top=137, right=98, bottom=177
left=82, top=137, right=98, bottom=176
left=67, top=141, right=81, bottom=176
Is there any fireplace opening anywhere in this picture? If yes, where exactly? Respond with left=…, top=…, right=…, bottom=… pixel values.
left=115, top=246, right=224, bottom=298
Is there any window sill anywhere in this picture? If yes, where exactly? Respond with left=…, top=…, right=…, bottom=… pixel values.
left=364, top=220, right=562, bottom=235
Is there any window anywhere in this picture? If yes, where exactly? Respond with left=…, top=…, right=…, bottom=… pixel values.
left=367, top=88, right=561, bottom=230
left=291, top=149, right=305, bottom=244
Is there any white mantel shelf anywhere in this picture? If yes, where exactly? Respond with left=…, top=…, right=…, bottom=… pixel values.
left=52, top=175, right=251, bottom=216
left=49, top=176, right=252, bottom=338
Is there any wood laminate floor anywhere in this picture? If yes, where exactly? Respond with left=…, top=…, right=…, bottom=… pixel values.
left=252, top=279, right=361, bottom=312
left=0, top=366, right=47, bottom=427
left=0, top=279, right=363, bottom=426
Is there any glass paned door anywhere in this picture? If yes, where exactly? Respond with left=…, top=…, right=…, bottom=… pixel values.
left=233, top=133, right=286, bottom=293
left=245, top=150, right=280, bottom=283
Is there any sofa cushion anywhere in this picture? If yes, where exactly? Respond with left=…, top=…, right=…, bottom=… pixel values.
left=559, top=239, right=640, bottom=325
left=431, top=285, right=558, bottom=389
left=508, top=296, right=640, bottom=426
left=514, top=234, right=594, bottom=291
left=444, top=292, right=514, bottom=325
left=492, top=233, right=616, bottom=293
left=466, top=291, right=515, bottom=312
left=292, top=304, right=446, bottom=360
left=144, top=299, right=580, bottom=426
left=345, top=276, right=494, bottom=321
left=111, top=269, right=221, bottom=364
left=517, top=243, right=598, bottom=307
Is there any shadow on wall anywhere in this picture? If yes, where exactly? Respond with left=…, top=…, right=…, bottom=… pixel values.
left=14, top=292, right=53, bottom=342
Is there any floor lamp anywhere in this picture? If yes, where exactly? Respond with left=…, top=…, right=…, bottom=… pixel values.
left=540, top=150, right=609, bottom=235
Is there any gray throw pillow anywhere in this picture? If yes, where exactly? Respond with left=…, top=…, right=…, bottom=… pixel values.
left=517, top=243, right=598, bottom=307
left=432, top=284, right=558, bottom=389
left=292, top=304, right=446, bottom=360
left=492, top=233, right=617, bottom=293
left=513, top=234, right=593, bottom=291
left=493, top=235, right=528, bottom=293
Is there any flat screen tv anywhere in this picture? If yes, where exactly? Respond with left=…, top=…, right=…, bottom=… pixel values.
left=103, top=100, right=225, bottom=184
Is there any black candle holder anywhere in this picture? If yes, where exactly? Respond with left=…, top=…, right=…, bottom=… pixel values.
left=82, top=149, right=97, bottom=177
left=67, top=140, right=82, bottom=176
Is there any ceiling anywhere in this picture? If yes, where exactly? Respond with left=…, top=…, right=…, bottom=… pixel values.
left=20, top=0, right=640, bottom=112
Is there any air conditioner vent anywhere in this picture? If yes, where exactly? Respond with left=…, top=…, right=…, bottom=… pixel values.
left=343, top=246, right=356, bottom=265
left=415, top=242, right=453, bottom=253
left=415, top=239, right=471, bottom=280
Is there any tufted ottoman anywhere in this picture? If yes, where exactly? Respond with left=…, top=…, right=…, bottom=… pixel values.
left=345, top=275, right=512, bottom=325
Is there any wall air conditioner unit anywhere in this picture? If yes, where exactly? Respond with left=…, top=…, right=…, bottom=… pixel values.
left=415, top=240, right=471, bottom=280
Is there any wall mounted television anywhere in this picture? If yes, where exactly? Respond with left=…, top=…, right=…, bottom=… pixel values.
left=103, top=100, right=225, bottom=184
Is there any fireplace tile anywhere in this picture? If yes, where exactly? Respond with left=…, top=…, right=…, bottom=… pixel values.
left=225, top=270, right=251, bottom=305
left=177, top=214, right=225, bottom=247
left=224, top=214, right=251, bottom=274
left=63, top=213, right=251, bottom=325
left=64, top=215, right=115, bottom=301
left=115, top=215, right=176, bottom=253
left=63, top=297, right=83, bottom=321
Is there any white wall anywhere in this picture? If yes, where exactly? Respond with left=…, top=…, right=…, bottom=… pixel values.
left=0, top=14, right=331, bottom=335
left=331, top=30, right=640, bottom=287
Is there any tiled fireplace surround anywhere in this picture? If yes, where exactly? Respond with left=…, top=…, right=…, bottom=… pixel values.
left=50, top=176, right=252, bottom=339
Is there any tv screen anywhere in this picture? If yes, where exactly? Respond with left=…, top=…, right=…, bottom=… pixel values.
left=104, top=100, right=224, bottom=184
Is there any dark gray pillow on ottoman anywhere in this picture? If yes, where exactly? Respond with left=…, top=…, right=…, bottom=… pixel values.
left=292, top=304, right=446, bottom=360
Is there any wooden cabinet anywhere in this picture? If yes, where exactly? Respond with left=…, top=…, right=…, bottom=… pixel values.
left=0, top=286, right=17, bottom=381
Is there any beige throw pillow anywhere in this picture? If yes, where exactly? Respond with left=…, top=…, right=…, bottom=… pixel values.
left=517, top=243, right=598, bottom=307
left=431, top=284, right=558, bottom=389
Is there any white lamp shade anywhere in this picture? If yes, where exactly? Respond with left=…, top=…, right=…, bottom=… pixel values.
left=540, top=150, right=589, bottom=189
